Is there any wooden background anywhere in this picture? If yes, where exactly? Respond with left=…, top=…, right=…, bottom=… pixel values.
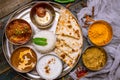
left=0, top=0, right=32, bottom=19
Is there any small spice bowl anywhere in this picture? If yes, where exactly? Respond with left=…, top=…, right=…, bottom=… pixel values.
left=36, top=54, right=63, bottom=80
left=5, top=19, right=32, bottom=45
left=88, top=20, right=113, bottom=46
left=30, top=2, right=55, bottom=29
left=10, top=46, right=37, bottom=73
left=82, top=46, right=107, bottom=71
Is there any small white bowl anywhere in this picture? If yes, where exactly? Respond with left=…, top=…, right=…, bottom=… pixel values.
left=36, top=54, right=63, bottom=79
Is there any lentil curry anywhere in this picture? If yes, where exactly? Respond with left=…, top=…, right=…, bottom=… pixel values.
left=82, top=46, right=107, bottom=71
left=88, top=20, right=112, bottom=46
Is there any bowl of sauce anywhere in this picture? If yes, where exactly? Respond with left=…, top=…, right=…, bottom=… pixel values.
left=30, top=2, right=55, bottom=29
left=5, top=19, right=32, bottom=45
left=10, top=46, right=37, bottom=73
left=82, top=46, right=107, bottom=71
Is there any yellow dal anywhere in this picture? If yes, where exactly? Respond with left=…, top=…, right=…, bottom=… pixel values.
left=82, top=47, right=107, bottom=71
left=88, top=21, right=112, bottom=46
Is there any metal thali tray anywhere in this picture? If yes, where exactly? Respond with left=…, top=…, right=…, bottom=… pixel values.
left=2, top=1, right=83, bottom=79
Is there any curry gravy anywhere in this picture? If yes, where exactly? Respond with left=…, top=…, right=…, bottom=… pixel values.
left=6, top=19, right=32, bottom=45
left=82, top=46, right=107, bottom=71
left=11, top=47, right=37, bottom=73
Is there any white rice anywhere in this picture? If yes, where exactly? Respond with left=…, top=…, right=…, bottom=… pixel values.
left=32, top=31, right=56, bottom=53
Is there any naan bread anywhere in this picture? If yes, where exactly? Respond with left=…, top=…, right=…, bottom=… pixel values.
left=55, top=8, right=83, bottom=67
left=54, top=48, right=75, bottom=67
left=55, top=39, right=73, bottom=54
left=57, top=35, right=82, bottom=51
left=55, top=39, right=80, bottom=60
left=56, top=8, right=81, bottom=40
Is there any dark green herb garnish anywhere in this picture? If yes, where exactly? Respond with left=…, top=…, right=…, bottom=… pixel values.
left=15, top=26, right=29, bottom=35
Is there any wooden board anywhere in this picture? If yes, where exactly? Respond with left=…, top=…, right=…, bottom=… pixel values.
left=0, top=0, right=32, bottom=18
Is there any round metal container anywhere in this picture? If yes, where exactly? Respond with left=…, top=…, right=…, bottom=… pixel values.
left=5, top=19, right=33, bottom=45
left=2, top=1, right=83, bottom=79
left=10, top=46, right=37, bottom=73
left=88, top=20, right=113, bottom=46
left=30, top=2, right=55, bottom=29
left=82, top=46, right=107, bottom=71
left=36, top=54, right=63, bottom=80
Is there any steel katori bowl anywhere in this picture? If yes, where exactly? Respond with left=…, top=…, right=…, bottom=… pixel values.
left=30, top=2, right=55, bottom=29
left=88, top=20, right=113, bottom=46
left=5, top=19, right=33, bottom=45
left=82, top=46, right=108, bottom=71
left=10, top=46, right=37, bottom=73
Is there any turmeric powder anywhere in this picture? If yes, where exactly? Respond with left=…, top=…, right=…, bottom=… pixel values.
left=88, top=20, right=112, bottom=46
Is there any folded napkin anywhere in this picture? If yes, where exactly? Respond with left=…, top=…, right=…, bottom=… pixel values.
left=70, top=0, right=120, bottom=80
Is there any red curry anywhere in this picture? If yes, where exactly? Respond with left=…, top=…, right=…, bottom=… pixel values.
left=6, top=19, right=32, bottom=45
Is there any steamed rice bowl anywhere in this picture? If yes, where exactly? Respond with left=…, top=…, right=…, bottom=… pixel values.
left=32, top=31, right=56, bottom=53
